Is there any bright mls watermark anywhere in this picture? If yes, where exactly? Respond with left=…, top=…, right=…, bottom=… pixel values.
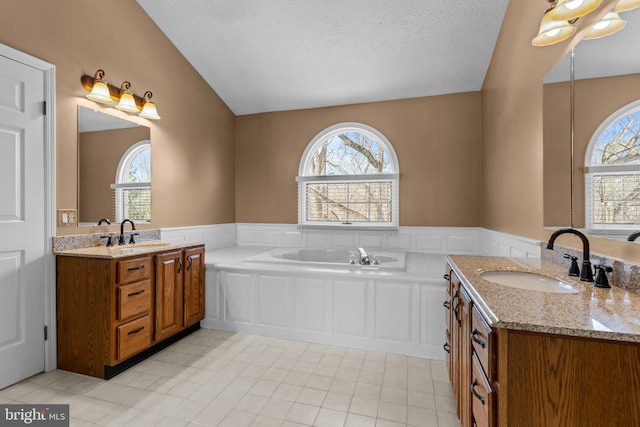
left=0, top=405, right=69, bottom=426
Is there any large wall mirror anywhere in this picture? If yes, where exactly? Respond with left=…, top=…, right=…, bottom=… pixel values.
left=78, top=106, right=151, bottom=226
left=543, top=7, right=640, bottom=241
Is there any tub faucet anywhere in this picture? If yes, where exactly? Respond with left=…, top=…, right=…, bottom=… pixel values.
left=118, top=219, right=136, bottom=245
left=357, top=247, right=370, bottom=265
left=546, top=228, right=593, bottom=282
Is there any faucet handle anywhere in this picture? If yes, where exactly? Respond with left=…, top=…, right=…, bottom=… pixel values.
left=129, top=232, right=140, bottom=244
left=100, top=234, right=114, bottom=247
left=593, top=265, right=613, bottom=289
left=563, top=253, right=580, bottom=276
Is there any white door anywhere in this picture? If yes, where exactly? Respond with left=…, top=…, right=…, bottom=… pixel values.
left=0, top=54, right=46, bottom=389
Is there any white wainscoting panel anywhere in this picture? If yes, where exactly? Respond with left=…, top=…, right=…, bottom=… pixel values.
left=258, top=275, right=290, bottom=328
left=294, top=277, right=327, bottom=333
left=332, top=279, right=368, bottom=338
left=374, top=281, right=413, bottom=343
left=161, top=223, right=236, bottom=249
left=224, top=272, right=254, bottom=324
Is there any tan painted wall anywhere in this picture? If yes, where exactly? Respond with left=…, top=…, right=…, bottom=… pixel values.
left=79, top=126, right=150, bottom=223
left=235, top=94, right=483, bottom=226
left=0, top=0, right=236, bottom=235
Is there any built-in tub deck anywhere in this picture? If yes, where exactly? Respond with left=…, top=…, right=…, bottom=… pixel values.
left=203, top=246, right=447, bottom=359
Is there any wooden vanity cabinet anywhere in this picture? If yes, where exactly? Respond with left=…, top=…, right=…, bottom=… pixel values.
left=56, top=244, right=205, bottom=379
left=447, top=261, right=640, bottom=427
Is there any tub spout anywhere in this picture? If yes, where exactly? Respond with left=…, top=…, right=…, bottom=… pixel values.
left=357, top=247, right=370, bottom=265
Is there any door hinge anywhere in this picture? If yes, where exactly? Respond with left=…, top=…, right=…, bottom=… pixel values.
left=43, top=101, right=47, bottom=116
left=44, top=325, right=48, bottom=341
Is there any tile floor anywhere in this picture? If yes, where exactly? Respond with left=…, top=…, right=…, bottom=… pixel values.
left=0, top=329, right=460, bottom=427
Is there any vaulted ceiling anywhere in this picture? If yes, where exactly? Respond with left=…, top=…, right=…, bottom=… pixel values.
left=136, top=0, right=510, bottom=115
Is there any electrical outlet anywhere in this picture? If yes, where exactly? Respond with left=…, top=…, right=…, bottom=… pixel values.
left=57, top=209, right=77, bottom=227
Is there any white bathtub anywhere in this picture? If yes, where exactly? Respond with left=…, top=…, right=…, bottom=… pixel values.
left=203, top=246, right=446, bottom=359
left=244, top=248, right=406, bottom=270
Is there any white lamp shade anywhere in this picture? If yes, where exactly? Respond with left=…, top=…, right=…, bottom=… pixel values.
left=86, top=81, right=112, bottom=103
left=115, top=92, right=139, bottom=113
left=550, top=0, right=603, bottom=21
left=584, top=11, right=626, bottom=39
left=139, top=101, right=161, bottom=120
left=532, top=10, right=577, bottom=46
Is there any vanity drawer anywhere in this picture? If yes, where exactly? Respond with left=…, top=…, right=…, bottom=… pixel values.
left=117, top=256, right=151, bottom=284
left=116, top=315, right=151, bottom=361
left=471, top=353, right=494, bottom=427
left=117, top=280, right=151, bottom=320
left=471, top=306, right=494, bottom=378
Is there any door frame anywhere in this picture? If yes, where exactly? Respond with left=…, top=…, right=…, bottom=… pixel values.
left=0, top=43, right=57, bottom=372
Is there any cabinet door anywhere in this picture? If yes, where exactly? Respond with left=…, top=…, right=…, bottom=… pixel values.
left=155, top=251, right=184, bottom=341
left=460, top=286, right=473, bottom=427
left=183, top=247, right=205, bottom=327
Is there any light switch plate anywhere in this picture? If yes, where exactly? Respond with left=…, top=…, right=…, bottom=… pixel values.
left=57, top=209, right=77, bottom=227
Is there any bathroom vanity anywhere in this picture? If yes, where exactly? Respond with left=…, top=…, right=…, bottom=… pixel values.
left=445, top=256, right=640, bottom=427
left=55, top=242, right=205, bottom=379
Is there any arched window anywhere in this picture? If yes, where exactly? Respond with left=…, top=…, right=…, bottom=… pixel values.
left=297, top=123, right=399, bottom=229
left=112, top=140, right=151, bottom=223
left=585, top=100, right=640, bottom=231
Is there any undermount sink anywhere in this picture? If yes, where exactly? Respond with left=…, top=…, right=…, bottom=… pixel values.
left=479, top=271, right=579, bottom=294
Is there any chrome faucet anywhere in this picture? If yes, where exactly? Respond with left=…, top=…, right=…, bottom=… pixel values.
left=546, top=228, right=594, bottom=282
left=118, top=219, right=136, bottom=245
left=357, top=247, right=370, bottom=265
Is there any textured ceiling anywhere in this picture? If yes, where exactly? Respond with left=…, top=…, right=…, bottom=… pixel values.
left=136, top=0, right=509, bottom=115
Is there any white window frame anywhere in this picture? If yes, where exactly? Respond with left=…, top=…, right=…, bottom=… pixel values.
left=111, top=140, right=151, bottom=223
left=585, top=100, right=640, bottom=233
left=296, top=122, right=400, bottom=230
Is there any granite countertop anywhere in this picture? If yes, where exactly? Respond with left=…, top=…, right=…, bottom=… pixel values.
left=447, top=255, right=640, bottom=344
left=54, top=241, right=204, bottom=259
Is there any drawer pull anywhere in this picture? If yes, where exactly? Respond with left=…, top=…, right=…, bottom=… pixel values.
left=471, top=329, right=486, bottom=348
left=443, top=301, right=450, bottom=309
left=471, top=379, right=485, bottom=405
left=187, top=256, right=193, bottom=271
left=127, top=289, right=145, bottom=297
left=177, top=258, right=183, bottom=274
left=127, top=265, right=145, bottom=272
left=127, top=326, right=145, bottom=335
left=443, top=343, right=451, bottom=353
left=452, top=294, right=461, bottom=325
left=443, top=274, right=450, bottom=281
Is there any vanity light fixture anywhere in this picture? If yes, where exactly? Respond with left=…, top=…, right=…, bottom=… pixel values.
left=85, top=70, right=113, bottom=104
left=533, top=0, right=635, bottom=46
left=550, top=0, right=603, bottom=21
left=81, top=69, right=161, bottom=120
left=139, top=91, right=161, bottom=120
left=115, top=81, right=139, bottom=113
left=615, top=0, right=640, bottom=12
left=532, top=2, right=577, bottom=46
left=584, top=10, right=626, bottom=38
